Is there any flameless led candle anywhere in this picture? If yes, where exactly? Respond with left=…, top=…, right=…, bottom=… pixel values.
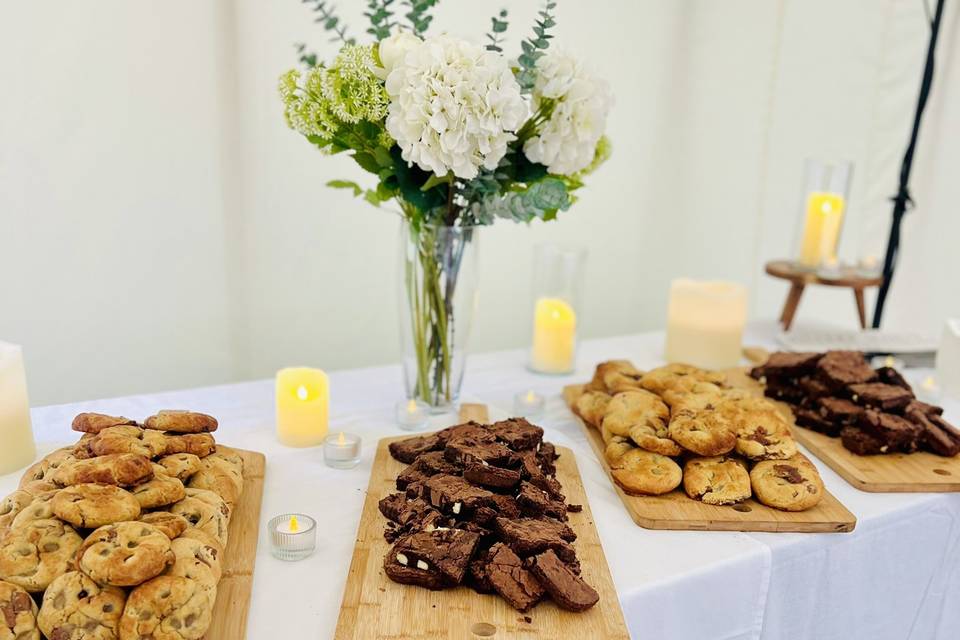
left=513, top=390, right=545, bottom=417
left=396, top=398, right=430, bottom=431
left=269, top=513, right=317, bottom=561
left=664, top=279, right=747, bottom=369
left=276, top=367, right=329, bottom=447
left=0, top=342, right=37, bottom=475
left=530, top=297, right=577, bottom=374
left=323, top=431, right=361, bottom=469
left=799, top=192, right=846, bottom=268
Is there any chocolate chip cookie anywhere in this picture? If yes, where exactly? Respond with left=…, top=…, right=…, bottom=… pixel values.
left=185, top=457, right=243, bottom=508
left=0, top=491, right=34, bottom=537
left=572, top=390, right=612, bottom=429
left=156, top=453, right=202, bottom=482
left=130, top=466, right=187, bottom=510
left=138, top=513, right=190, bottom=540
left=603, top=390, right=681, bottom=456
left=596, top=360, right=645, bottom=393
left=10, top=491, right=60, bottom=530
left=51, top=484, right=141, bottom=529
left=682, top=456, right=751, bottom=505
left=0, top=579, right=39, bottom=639
left=0, top=519, right=83, bottom=592
left=71, top=413, right=138, bottom=435
left=668, top=398, right=737, bottom=457
left=77, top=522, right=174, bottom=587
left=19, top=447, right=77, bottom=487
left=169, top=489, right=231, bottom=547
left=37, top=571, right=125, bottom=640
left=609, top=448, right=682, bottom=496
left=639, top=363, right=725, bottom=396
left=750, top=454, right=824, bottom=511
left=81, top=426, right=169, bottom=460
left=162, top=434, right=216, bottom=459
left=52, top=453, right=153, bottom=488
left=118, top=575, right=213, bottom=640
left=144, top=410, right=218, bottom=434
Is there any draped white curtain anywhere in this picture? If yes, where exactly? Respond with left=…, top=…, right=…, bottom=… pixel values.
left=1, top=0, right=957, bottom=404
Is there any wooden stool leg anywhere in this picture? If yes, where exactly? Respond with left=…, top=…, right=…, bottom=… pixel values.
left=854, top=288, right=867, bottom=329
left=780, top=283, right=805, bottom=331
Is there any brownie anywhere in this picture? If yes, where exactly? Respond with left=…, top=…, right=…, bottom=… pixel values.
left=518, top=451, right=545, bottom=481
left=437, top=422, right=496, bottom=446
left=378, top=494, right=446, bottom=534
left=750, top=351, right=821, bottom=379
left=463, top=461, right=521, bottom=489
left=489, top=494, right=521, bottom=519
left=389, top=433, right=442, bottom=464
left=875, top=366, right=914, bottom=392
left=397, top=464, right=431, bottom=491
left=530, top=475, right=566, bottom=502
left=414, top=450, right=463, bottom=476
left=859, top=410, right=922, bottom=452
left=536, top=442, right=559, bottom=476
left=798, top=375, right=832, bottom=400
left=841, top=426, right=888, bottom=455
left=467, top=550, right=496, bottom=594
left=485, top=543, right=545, bottom=612
left=763, top=382, right=806, bottom=405
left=516, top=482, right=567, bottom=521
left=529, top=549, right=599, bottom=612
left=390, top=528, right=480, bottom=585
left=905, top=399, right=944, bottom=418
left=905, top=406, right=960, bottom=457
left=817, top=397, right=864, bottom=426
left=424, top=474, right=495, bottom=516
left=444, top=439, right=515, bottom=467
left=794, top=406, right=842, bottom=437
left=384, top=552, right=448, bottom=590
left=495, top=517, right=577, bottom=562
left=849, top=383, right=914, bottom=412
left=816, top=350, right=878, bottom=388
left=487, top=418, right=544, bottom=451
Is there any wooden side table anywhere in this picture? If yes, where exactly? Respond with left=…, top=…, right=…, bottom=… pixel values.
left=765, top=260, right=884, bottom=331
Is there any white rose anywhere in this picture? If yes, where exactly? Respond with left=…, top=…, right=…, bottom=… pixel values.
left=374, top=32, right=422, bottom=80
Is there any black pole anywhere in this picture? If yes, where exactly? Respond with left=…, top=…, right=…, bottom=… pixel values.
left=872, top=0, right=946, bottom=328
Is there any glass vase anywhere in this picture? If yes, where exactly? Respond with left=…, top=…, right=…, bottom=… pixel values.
left=398, top=221, right=479, bottom=413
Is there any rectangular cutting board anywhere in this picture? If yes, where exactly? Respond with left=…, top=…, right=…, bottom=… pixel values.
left=205, top=448, right=266, bottom=639
left=333, top=434, right=630, bottom=639
left=563, top=384, right=856, bottom=533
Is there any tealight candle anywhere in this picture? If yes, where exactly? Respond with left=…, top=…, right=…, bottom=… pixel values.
left=817, top=256, right=843, bottom=279
left=513, top=390, right=545, bottom=417
left=268, top=513, right=317, bottom=561
left=0, top=342, right=37, bottom=475
left=917, top=376, right=942, bottom=404
left=276, top=367, right=329, bottom=447
left=870, top=355, right=905, bottom=371
left=395, top=398, right=430, bottom=431
left=323, top=431, right=361, bottom=469
left=858, top=254, right=881, bottom=277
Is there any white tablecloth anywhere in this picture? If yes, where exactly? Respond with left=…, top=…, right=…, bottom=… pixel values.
left=3, top=325, right=959, bottom=639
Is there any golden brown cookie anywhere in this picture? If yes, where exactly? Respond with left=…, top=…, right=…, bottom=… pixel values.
left=732, top=408, right=797, bottom=461
left=750, top=455, right=824, bottom=511
left=208, top=445, right=244, bottom=471
left=52, top=453, right=153, bottom=487
left=585, top=360, right=630, bottom=392
left=609, top=449, right=682, bottom=496
left=118, top=575, right=213, bottom=640
left=71, top=413, right=138, bottom=434
left=77, top=522, right=174, bottom=588
left=19, top=447, right=77, bottom=487
left=639, top=363, right=726, bottom=396
left=10, top=490, right=59, bottom=529
left=166, top=533, right=223, bottom=589
left=169, top=489, right=230, bottom=547
left=138, top=513, right=190, bottom=540
left=51, top=484, right=141, bottom=529
left=667, top=398, right=737, bottom=456
left=597, top=360, right=645, bottom=393
left=130, top=466, right=187, bottom=510
left=0, top=490, right=34, bottom=536
left=682, top=456, right=751, bottom=505
left=80, top=426, right=169, bottom=460
left=603, top=390, right=682, bottom=456
left=156, top=453, right=202, bottom=482
left=19, top=480, right=58, bottom=497
left=0, top=579, right=39, bottom=640
left=603, top=439, right=635, bottom=465
left=37, top=571, right=126, bottom=640
left=660, top=378, right=726, bottom=408
left=0, top=519, right=83, bottom=592
left=162, top=434, right=216, bottom=458
left=186, top=457, right=243, bottom=508
left=144, top=410, right=218, bottom=434
left=572, top=390, right=612, bottom=429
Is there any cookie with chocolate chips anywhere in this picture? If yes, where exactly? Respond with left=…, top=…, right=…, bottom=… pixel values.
left=37, top=571, right=125, bottom=640
left=749, top=454, right=824, bottom=511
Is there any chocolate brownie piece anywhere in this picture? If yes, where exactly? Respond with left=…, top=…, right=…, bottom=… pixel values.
left=530, top=475, right=566, bottom=502
left=389, top=433, right=442, bottom=464
left=488, top=418, right=544, bottom=451
left=444, top=439, right=515, bottom=467
left=849, top=383, right=914, bottom=412
left=841, top=426, right=888, bottom=455
left=467, top=550, right=495, bottom=594
left=397, top=464, right=431, bottom=491
left=424, top=474, right=495, bottom=516
left=378, top=494, right=445, bottom=533
left=529, top=549, right=599, bottom=612
left=798, top=375, right=832, bottom=400
left=516, top=482, right=567, bottom=521
left=463, top=461, right=521, bottom=489
left=763, top=381, right=805, bottom=405
left=905, top=406, right=960, bottom=457
left=489, top=494, right=521, bottom=519
left=495, top=517, right=577, bottom=562
left=536, top=442, right=558, bottom=476
left=485, top=543, right=545, bottom=612
left=905, top=399, right=944, bottom=417
left=437, top=422, right=496, bottom=446
left=384, top=552, right=448, bottom=590
left=875, top=366, right=914, bottom=392
left=750, top=351, right=821, bottom=380
left=794, top=406, right=842, bottom=437
left=816, top=351, right=878, bottom=388
left=818, top=397, right=864, bottom=426
left=414, top=450, right=463, bottom=476
left=859, top=410, right=922, bottom=452
left=518, top=451, right=545, bottom=481
left=390, top=528, right=480, bottom=585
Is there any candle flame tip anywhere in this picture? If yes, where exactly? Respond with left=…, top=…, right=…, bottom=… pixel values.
left=337, top=432, right=346, bottom=445
left=289, top=515, right=299, bottom=533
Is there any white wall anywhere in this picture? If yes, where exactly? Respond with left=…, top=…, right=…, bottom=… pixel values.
left=1, top=0, right=958, bottom=404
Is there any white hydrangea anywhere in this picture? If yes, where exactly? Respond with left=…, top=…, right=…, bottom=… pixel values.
left=523, top=51, right=612, bottom=175
left=374, top=31, right=422, bottom=81
left=384, top=35, right=527, bottom=180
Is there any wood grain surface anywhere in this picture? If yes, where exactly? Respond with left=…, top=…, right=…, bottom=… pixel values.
left=563, top=384, right=856, bottom=533
left=333, top=434, right=630, bottom=639
left=206, top=448, right=266, bottom=640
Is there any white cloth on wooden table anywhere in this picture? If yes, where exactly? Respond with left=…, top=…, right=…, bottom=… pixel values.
left=2, top=325, right=958, bottom=639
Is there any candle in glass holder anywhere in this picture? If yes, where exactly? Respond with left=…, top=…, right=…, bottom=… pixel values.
left=870, top=354, right=905, bottom=371
left=0, top=342, right=37, bottom=475
left=917, top=376, right=942, bottom=404
left=268, top=513, right=317, bottom=561
left=276, top=367, right=329, bottom=447
left=936, top=318, right=960, bottom=399
left=323, top=431, right=361, bottom=469
left=530, top=297, right=577, bottom=374
left=396, top=398, right=429, bottom=431
left=513, top=390, right=545, bottom=417
left=798, top=192, right=846, bottom=268
left=664, top=279, right=747, bottom=369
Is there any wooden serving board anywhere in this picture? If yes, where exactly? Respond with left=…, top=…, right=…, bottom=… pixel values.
left=563, top=385, right=856, bottom=533
left=206, top=448, right=266, bottom=640
left=334, top=435, right=630, bottom=639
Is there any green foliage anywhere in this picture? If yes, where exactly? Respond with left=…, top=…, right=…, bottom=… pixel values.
left=516, top=0, right=557, bottom=94
left=486, top=9, right=509, bottom=53
left=403, top=0, right=438, bottom=36
left=365, top=0, right=397, bottom=41
left=295, top=43, right=318, bottom=68
left=303, top=0, right=355, bottom=44
left=326, top=180, right=363, bottom=196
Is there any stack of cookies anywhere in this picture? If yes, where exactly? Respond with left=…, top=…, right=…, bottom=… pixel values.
left=0, top=409, right=243, bottom=640
left=752, top=350, right=960, bottom=457
left=573, top=361, right=826, bottom=512
left=379, top=419, right=600, bottom=614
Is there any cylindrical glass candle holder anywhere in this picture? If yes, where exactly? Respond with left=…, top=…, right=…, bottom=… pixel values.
left=323, top=432, right=361, bottom=469
left=268, top=513, right=317, bottom=561
left=0, top=342, right=37, bottom=475
left=792, top=159, right=853, bottom=270
left=528, top=244, right=587, bottom=375
left=664, top=279, right=748, bottom=369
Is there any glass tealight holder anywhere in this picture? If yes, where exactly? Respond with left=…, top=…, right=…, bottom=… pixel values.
left=513, top=390, right=545, bottom=418
left=323, top=432, right=361, bottom=469
left=792, top=159, right=853, bottom=271
left=269, top=513, right=317, bottom=561
left=395, top=398, right=430, bottom=431
left=528, top=244, right=587, bottom=375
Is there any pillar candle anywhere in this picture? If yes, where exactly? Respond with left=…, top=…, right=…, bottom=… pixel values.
left=0, top=342, right=37, bottom=475
left=798, top=192, right=846, bottom=267
left=530, top=297, right=577, bottom=374
left=936, top=318, right=960, bottom=399
left=664, top=279, right=747, bottom=369
left=276, top=367, right=329, bottom=447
